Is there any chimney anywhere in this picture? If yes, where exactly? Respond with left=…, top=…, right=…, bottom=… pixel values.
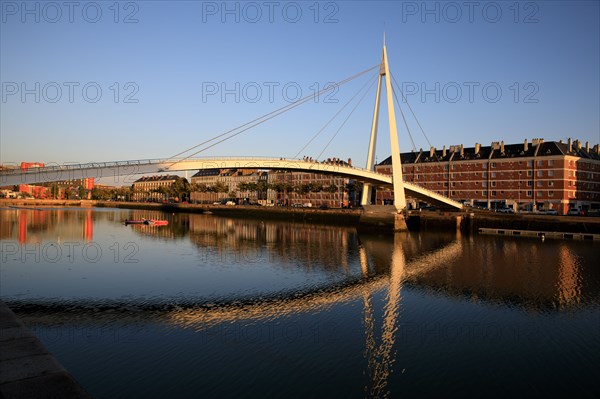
left=594, top=144, right=600, bottom=156
left=429, top=147, right=435, bottom=158
left=586, top=141, right=590, bottom=152
left=443, top=145, right=447, bottom=158
left=524, top=139, right=528, bottom=152
left=500, top=141, right=505, bottom=154
left=576, top=140, right=582, bottom=150
left=475, top=143, right=481, bottom=155
left=460, top=144, right=464, bottom=157
left=568, top=138, right=572, bottom=152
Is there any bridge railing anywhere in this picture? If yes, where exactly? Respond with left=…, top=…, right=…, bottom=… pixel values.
left=1, top=156, right=396, bottom=181
left=404, top=181, right=463, bottom=207
left=0, top=159, right=168, bottom=176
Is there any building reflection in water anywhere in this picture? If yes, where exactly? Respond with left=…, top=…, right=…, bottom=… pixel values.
left=0, top=208, right=94, bottom=243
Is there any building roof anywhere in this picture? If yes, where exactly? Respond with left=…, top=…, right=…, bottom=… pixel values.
left=378, top=138, right=600, bottom=166
left=191, top=169, right=220, bottom=177
left=133, top=174, right=180, bottom=183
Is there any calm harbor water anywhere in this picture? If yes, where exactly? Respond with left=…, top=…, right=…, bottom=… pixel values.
left=1, top=207, right=599, bottom=398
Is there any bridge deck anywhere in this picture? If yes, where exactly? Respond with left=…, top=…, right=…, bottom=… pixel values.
left=0, top=157, right=462, bottom=210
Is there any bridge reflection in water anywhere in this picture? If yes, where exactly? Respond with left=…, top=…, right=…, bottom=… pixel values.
left=2, top=209, right=596, bottom=397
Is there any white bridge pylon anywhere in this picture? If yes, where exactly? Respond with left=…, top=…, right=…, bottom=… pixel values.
left=0, top=157, right=463, bottom=209
left=361, top=37, right=406, bottom=211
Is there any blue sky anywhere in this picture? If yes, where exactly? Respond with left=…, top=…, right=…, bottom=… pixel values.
left=1, top=0, right=599, bottom=172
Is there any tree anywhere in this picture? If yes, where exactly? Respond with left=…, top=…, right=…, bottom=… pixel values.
left=308, top=183, right=323, bottom=193
left=170, top=177, right=190, bottom=201
left=295, top=184, right=310, bottom=195
left=212, top=181, right=229, bottom=194
left=325, top=185, right=338, bottom=193
left=238, top=182, right=249, bottom=192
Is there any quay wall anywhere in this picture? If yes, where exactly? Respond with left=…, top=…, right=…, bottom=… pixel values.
left=2, top=199, right=599, bottom=234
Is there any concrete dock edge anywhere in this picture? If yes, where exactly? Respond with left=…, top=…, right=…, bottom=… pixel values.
left=0, top=301, right=91, bottom=399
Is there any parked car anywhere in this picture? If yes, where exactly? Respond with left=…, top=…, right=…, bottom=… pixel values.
left=497, top=207, right=514, bottom=214
left=567, top=208, right=581, bottom=216
left=545, top=209, right=558, bottom=215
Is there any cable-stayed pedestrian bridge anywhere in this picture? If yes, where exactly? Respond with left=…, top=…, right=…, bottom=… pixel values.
left=0, top=156, right=462, bottom=210
left=1, top=39, right=463, bottom=211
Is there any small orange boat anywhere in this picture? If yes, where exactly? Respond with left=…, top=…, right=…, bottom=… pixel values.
left=125, top=219, right=169, bottom=226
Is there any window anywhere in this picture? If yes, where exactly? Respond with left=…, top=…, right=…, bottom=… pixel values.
left=537, top=170, right=543, bottom=177
left=549, top=160, right=554, bottom=166
left=443, top=182, right=448, bottom=187
left=451, top=191, right=456, bottom=196
left=491, top=191, right=497, bottom=196
left=416, top=166, right=420, bottom=171
left=452, top=165, right=456, bottom=170
left=482, top=162, right=488, bottom=169
left=444, top=165, right=449, bottom=170
left=527, top=191, right=532, bottom=197
left=483, top=172, right=488, bottom=178
left=527, top=170, right=532, bottom=177
left=416, top=175, right=420, bottom=180
left=548, top=170, right=554, bottom=177
left=491, top=181, right=496, bottom=187
left=483, top=190, right=488, bottom=196
left=451, top=182, right=456, bottom=187
left=444, top=173, right=449, bottom=178
left=537, top=191, right=543, bottom=197
left=549, top=181, right=554, bottom=187
left=549, top=191, right=554, bottom=197
left=537, top=181, right=543, bottom=187
left=527, top=181, right=533, bottom=187
left=482, top=182, right=488, bottom=188
left=451, top=173, right=456, bottom=178
left=537, top=160, right=543, bottom=166
left=491, top=162, right=496, bottom=168
left=527, top=160, right=533, bottom=167
left=491, top=172, right=497, bottom=178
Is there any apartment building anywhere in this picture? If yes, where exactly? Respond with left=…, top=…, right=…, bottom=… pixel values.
left=375, top=138, right=600, bottom=214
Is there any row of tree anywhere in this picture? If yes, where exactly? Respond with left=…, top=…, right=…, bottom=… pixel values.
left=90, top=179, right=363, bottom=202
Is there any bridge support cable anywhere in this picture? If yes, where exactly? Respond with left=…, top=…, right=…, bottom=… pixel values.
left=165, top=64, right=380, bottom=169
left=390, top=78, right=417, bottom=152
left=390, top=72, right=433, bottom=150
left=315, top=75, right=379, bottom=162
left=293, top=72, right=379, bottom=160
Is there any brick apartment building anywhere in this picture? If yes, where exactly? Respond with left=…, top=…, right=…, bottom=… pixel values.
left=271, top=170, right=355, bottom=208
left=190, top=169, right=272, bottom=204
left=132, top=175, right=180, bottom=202
left=375, top=138, right=600, bottom=215
left=190, top=163, right=357, bottom=208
